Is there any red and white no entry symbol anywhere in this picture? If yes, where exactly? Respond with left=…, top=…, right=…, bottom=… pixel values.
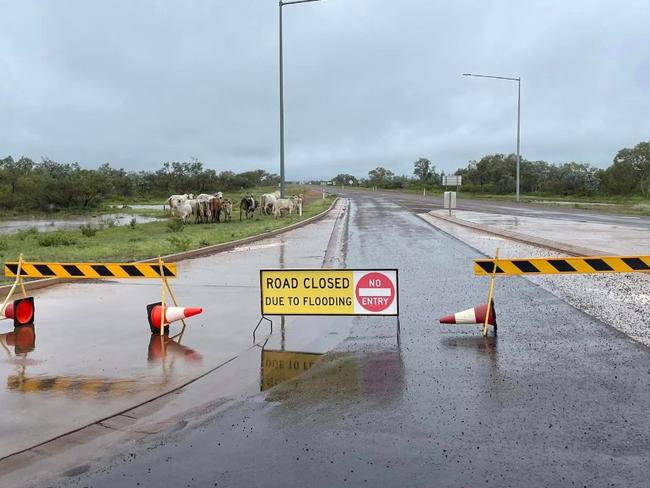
left=355, top=272, right=396, bottom=313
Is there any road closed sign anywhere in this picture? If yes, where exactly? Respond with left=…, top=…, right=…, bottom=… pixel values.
left=260, top=269, right=399, bottom=316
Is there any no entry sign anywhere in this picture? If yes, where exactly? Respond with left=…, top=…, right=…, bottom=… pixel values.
left=260, top=269, right=399, bottom=316
left=354, top=271, right=396, bottom=314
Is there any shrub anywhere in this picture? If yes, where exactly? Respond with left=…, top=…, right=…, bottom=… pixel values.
left=38, top=231, right=78, bottom=247
left=16, top=227, right=39, bottom=240
left=199, top=239, right=210, bottom=247
left=129, top=218, right=137, bottom=229
left=166, top=219, right=185, bottom=233
left=0, top=240, right=8, bottom=251
left=79, top=224, right=98, bottom=237
left=166, top=235, right=191, bottom=251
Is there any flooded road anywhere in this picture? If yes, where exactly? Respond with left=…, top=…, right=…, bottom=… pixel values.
left=6, top=193, right=650, bottom=488
left=0, top=200, right=349, bottom=459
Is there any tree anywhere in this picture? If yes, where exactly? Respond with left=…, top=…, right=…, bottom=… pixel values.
left=332, top=174, right=357, bottom=186
left=413, top=158, right=431, bottom=182
left=610, top=142, right=650, bottom=198
left=368, top=167, right=394, bottom=187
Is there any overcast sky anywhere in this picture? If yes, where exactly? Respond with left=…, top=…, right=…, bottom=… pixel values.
left=1, top=0, right=649, bottom=179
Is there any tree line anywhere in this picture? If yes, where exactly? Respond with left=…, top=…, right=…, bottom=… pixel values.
left=330, top=140, right=650, bottom=198
left=0, top=157, right=280, bottom=211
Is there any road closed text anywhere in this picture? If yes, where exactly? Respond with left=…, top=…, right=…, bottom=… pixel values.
left=260, top=269, right=398, bottom=316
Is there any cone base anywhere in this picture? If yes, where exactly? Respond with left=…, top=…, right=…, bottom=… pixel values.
left=3, top=297, right=35, bottom=327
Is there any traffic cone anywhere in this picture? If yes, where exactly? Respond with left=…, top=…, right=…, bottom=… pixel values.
left=439, top=300, right=496, bottom=327
left=146, top=302, right=202, bottom=333
left=2, top=297, right=35, bottom=327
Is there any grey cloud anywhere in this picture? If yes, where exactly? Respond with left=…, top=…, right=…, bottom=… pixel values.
left=1, top=0, right=649, bottom=179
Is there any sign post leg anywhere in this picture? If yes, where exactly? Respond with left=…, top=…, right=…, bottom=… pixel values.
left=396, top=317, right=401, bottom=344
left=253, top=316, right=273, bottom=343
left=483, top=248, right=500, bottom=337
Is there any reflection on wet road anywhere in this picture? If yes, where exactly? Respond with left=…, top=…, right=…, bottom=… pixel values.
left=260, top=348, right=322, bottom=391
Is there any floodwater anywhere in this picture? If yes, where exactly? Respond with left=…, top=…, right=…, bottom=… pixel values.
left=0, top=214, right=161, bottom=236
left=0, top=200, right=348, bottom=458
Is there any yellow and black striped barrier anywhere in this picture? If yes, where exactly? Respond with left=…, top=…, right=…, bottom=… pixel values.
left=4, top=261, right=176, bottom=279
left=474, top=255, right=650, bottom=276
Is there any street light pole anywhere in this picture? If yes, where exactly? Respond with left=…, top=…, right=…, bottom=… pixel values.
left=279, top=0, right=321, bottom=199
left=462, top=73, right=522, bottom=202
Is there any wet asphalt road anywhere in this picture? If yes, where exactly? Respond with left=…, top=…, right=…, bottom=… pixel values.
left=332, top=187, right=650, bottom=229
left=47, top=192, right=650, bottom=487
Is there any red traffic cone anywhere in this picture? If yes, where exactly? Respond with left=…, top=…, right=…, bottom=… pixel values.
left=2, top=297, right=35, bottom=327
left=146, top=302, right=202, bottom=331
left=439, top=300, right=496, bottom=327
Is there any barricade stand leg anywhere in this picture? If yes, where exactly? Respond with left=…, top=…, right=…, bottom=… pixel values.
left=482, top=248, right=500, bottom=337
left=1, top=254, right=26, bottom=318
left=158, top=256, right=188, bottom=334
left=158, top=257, right=167, bottom=336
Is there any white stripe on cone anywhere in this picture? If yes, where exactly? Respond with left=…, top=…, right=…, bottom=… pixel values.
left=439, top=301, right=496, bottom=326
left=149, top=304, right=203, bottom=328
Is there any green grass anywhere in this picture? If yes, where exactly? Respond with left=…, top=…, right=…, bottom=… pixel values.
left=0, top=195, right=334, bottom=283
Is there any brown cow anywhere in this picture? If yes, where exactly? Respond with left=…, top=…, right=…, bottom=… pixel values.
left=209, top=197, right=222, bottom=223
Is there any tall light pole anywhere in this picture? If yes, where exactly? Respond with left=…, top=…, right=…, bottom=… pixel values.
left=462, top=73, right=522, bottom=202
left=279, top=0, right=321, bottom=198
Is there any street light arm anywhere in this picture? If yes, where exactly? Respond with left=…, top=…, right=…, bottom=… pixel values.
left=281, top=0, right=321, bottom=6
left=462, top=72, right=522, bottom=203
left=463, top=73, right=520, bottom=82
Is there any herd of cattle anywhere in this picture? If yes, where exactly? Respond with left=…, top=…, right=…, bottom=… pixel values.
left=163, top=191, right=304, bottom=224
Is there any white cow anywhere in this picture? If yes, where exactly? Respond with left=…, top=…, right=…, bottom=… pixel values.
left=172, top=198, right=194, bottom=223
left=164, top=194, right=189, bottom=212
left=273, top=190, right=281, bottom=199
left=273, top=198, right=295, bottom=217
left=260, top=193, right=277, bottom=215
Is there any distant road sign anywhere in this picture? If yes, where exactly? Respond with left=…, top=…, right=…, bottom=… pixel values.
left=259, top=269, right=399, bottom=316
left=442, top=175, right=462, bottom=186
left=443, top=191, right=457, bottom=210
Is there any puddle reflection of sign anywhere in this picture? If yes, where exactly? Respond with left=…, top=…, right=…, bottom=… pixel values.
left=260, top=269, right=398, bottom=316
left=261, top=350, right=322, bottom=391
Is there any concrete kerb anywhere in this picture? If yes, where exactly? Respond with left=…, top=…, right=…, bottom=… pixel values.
left=0, top=197, right=340, bottom=299
left=421, top=211, right=607, bottom=257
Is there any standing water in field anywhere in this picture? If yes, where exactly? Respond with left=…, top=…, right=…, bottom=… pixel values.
left=0, top=213, right=161, bottom=236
